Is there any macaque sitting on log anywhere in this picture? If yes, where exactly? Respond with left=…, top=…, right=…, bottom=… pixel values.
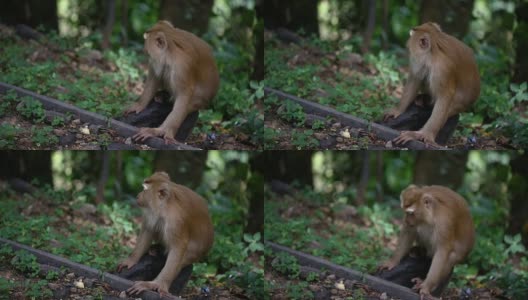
left=384, top=22, right=480, bottom=146
left=117, top=172, right=214, bottom=297
left=378, top=185, right=475, bottom=299
left=125, top=20, right=220, bottom=144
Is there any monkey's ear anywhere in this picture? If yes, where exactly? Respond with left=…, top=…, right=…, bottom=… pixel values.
left=154, top=32, right=167, bottom=50
left=157, top=171, right=170, bottom=180
left=421, top=193, right=434, bottom=208
left=431, top=22, right=442, bottom=32
left=419, top=35, right=430, bottom=50
left=157, top=183, right=170, bottom=201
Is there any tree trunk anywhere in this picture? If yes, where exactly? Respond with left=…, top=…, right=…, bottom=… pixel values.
left=419, top=0, right=474, bottom=38
left=262, top=151, right=313, bottom=187
left=0, top=151, right=52, bottom=185
left=513, top=2, right=528, bottom=83
left=1, top=0, right=58, bottom=31
left=508, top=153, right=528, bottom=246
left=154, top=152, right=207, bottom=189
left=262, top=0, right=319, bottom=35
left=361, top=0, right=376, bottom=53
left=245, top=153, right=264, bottom=236
left=252, top=3, right=264, bottom=81
left=413, top=152, right=468, bottom=189
left=101, top=0, right=116, bottom=49
left=159, top=0, right=214, bottom=35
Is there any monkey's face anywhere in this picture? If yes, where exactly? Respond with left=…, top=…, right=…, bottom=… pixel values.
left=143, top=30, right=167, bottom=59
left=137, top=172, right=171, bottom=210
left=400, top=185, right=434, bottom=226
left=407, top=23, right=441, bottom=58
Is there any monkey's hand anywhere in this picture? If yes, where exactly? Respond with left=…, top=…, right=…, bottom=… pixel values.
left=127, top=280, right=170, bottom=297
left=383, top=107, right=403, bottom=121
left=124, top=102, right=148, bottom=115
left=377, top=259, right=398, bottom=271
left=393, top=130, right=439, bottom=147
left=411, top=278, right=439, bottom=300
left=132, top=127, right=164, bottom=142
left=116, top=257, right=139, bottom=273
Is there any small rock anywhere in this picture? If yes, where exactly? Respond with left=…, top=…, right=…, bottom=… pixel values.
left=72, top=119, right=81, bottom=125
left=336, top=137, right=344, bottom=143
left=125, top=137, right=132, bottom=145
left=330, top=288, right=338, bottom=294
left=385, top=140, right=393, bottom=148
left=327, top=274, right=336, bottom=281
left=332, top=122, right=341, bottom=128
left=53, top=129, right=67, bottom=136
left=79, top=126, right=90, bottom=135
left=340, top=129, right=351, bottom=138
left=335, top=280, right=345, bottom=290
left=74, top=279, right=84, bottom=288
left=47, top=283, right=60, bottom=289
left=65, top=272, right=75, bottom=280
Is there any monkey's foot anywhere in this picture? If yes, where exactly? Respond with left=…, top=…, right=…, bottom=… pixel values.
left=411, top=277, right=424, bottom=290
left=124, top=102, right=148, bottom=115
left=127, top=280, right=169, bottom=297
left=393, top=130, right=439, bottom=147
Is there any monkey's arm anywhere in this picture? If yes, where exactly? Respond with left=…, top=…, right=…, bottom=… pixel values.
left=380, top=228, right=416, bottom=270
left=385, top=75, right=420, bottom=120
left=125, top=70, right=161, bottom=115
left=117, top=227, right=153, bottom=272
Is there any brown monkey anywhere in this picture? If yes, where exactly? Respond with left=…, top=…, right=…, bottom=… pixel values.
left=117, top=172, right=214, bottom=296
left=384, top=22, right=480, bottom=146
left=125, top=21, right=220, bottom=144
left=378, top=185, right=475, bottom=299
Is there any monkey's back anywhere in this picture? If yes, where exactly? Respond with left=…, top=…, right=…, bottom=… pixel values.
left=424, top=185, right=475, bottom=259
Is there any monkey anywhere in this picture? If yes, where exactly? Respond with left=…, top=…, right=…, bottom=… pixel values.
left=125, top=21, right=220, bottom=144
left=117, top=171, right=214, bottom=296
left=384, top=22, right=480, bottom=146
left=378, top=185, right=475, bottom=299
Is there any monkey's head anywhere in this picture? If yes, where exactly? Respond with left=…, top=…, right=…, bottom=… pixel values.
left=137, top=171, right=172, bottom=213
left=400, top=184, right=435, bottom=226
left=407, top=22, right=442, bottom=57
left=143, top=21, right=175, bottom=59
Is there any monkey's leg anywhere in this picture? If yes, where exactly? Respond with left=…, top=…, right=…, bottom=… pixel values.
left=125, top=73, right=160, bottom=115
left=415, top=249, right=453, bottom=297
left=127, top=243, right=188, bottom=296
left=157, top=95, right=193, bottom=144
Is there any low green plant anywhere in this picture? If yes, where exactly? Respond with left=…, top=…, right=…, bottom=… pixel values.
left=16, top=97, right=46, bottom=122
left=11, top=251, right=40, bottom=277
left=278, top=101, right=305, bottom=126
left=271, top=252, right=300, bottom=279
left=287, top=281, right=313, bottom=299
left=31, top=126, right=59, bottom=147
left=291, top=130, right=318, bottom=149
left=0, top=124, right=19, bottom=148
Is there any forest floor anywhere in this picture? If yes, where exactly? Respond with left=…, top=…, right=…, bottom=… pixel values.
left=264, top=182, right=511, bottom=300
left=0, top=24, right=262, bottom=150
left=264, top=30, right=518, bottom=150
